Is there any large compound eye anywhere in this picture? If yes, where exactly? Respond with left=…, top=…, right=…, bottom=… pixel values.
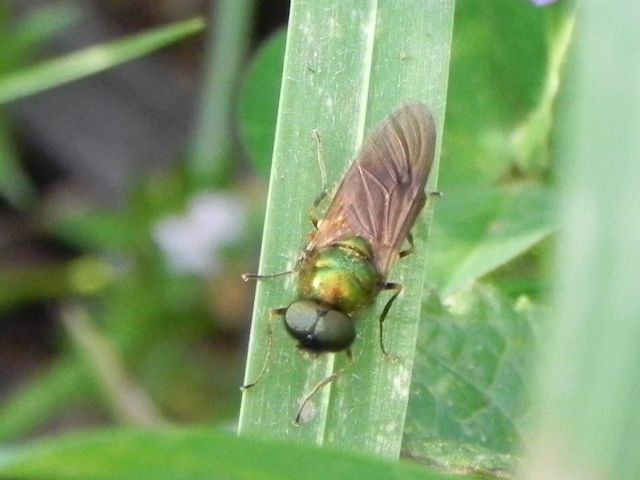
left=284, top=300, right=355, bottom=352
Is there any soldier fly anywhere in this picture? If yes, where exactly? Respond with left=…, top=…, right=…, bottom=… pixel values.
left=243, top=103, right=437, bottom=424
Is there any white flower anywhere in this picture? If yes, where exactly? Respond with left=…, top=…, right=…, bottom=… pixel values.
left=153, top=192, right=247, bottom=275
left=530, top=0, right=558, bottom=5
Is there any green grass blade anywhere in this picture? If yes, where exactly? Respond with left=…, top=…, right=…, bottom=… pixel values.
left=239, top=0, right=454, bottom=458
left=0, top=17, right=205, bottom=105
left=525, top=2, right=640, bottom=478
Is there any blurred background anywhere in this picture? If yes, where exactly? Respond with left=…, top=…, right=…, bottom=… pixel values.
left=5, top=2, right=640, bottom=478
left=0, top=0, right=288, bottom=438
left=0, top=0, right=562, bottom=461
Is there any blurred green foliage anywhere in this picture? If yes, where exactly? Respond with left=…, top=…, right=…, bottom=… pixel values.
left=0, top=3, right=83, bottom=207
left=0, top=0, right=594, bottom=479
left=0, top=428, right=459, bottom=480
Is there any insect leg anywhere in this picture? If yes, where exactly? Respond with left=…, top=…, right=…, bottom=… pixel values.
left=312, top=129, right=328, bottom=192
left=398, top=190, right=441, bottom=259
left=309, top=129, right=330, bottom=228
left=309, top=190, right=328, bottom=228
left=241, top=307, right=287, bottom=390
left=345, top=347, right=355, bottom=364
left=399, top=232, right=415, bottom=259
left=242, top=270, right=293, bottom=281
left=294, top=349, right=355, bottom=425
left=294, top=368, right=345, bottom=426
left=243, top=252, right=306, bottom=281
left=379, top=282, right=403, bottom=360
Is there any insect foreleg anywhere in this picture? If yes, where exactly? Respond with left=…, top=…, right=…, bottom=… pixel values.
left=243, top=251, right=307, bottom=282
left=242, top=270, right=293, bottom=281
left=241, top=307, right=287, bottom=390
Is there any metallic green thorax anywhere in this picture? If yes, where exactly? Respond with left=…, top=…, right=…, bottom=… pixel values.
left=297, top=236, right=382, bottom=314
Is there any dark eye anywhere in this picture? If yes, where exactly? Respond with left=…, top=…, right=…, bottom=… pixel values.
left=284, top=300, right=355, bottom=352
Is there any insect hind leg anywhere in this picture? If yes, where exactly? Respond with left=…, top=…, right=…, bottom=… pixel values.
left=378, top=282, right=403, bottom=362
left=241, top=307, right=287, bottom=390
left=294, top=369, right=344, bottom=426
left=294, top=349, right=353, bottom=425
left=399, top=232, right=415, bottom=259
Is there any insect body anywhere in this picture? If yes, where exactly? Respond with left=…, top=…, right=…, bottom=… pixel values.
left=243, top=103, right=437, bottom=411
left=282, top=102, right=436, bottom=354
left=285, top=235, right=378, bottom=351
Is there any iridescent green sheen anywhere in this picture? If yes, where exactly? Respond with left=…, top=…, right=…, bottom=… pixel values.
left=297, top=235, right=381, bottom=314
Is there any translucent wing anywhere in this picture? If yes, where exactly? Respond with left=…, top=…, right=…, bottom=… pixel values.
left=309, top=103, right=437, bottom=277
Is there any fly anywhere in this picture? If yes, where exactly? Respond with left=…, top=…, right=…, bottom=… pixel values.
left=243, top=103, right=437, bottom=424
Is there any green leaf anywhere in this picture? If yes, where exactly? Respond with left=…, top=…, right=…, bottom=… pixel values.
left=441, top=2, right=556, bottom=189
left=0, top=428, right=463, bottom=480
left=238, top=30, right=285, bottom=179
left=403, top=285, right=543, bottom=474
left=239, top=0, right=454, bottom=459
left=427, top=184, right=555, bottom=298
left=0, top=17, right=205, bottom=105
